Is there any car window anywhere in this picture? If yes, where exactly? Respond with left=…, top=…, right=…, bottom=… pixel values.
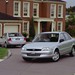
left=8, top=33, right=22, bottom=37
left=63, top=33, right=71, bottom=40
left=60, top=33, right=66, bottom=41
left=33, top=33, right=59, bottom=42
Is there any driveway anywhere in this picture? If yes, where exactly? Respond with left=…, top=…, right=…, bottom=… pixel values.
left=0, top=48, right=75, bottom=75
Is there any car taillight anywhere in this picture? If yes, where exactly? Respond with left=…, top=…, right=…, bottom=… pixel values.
left=24, top=37, right=26, bottom=41
left=8, top=38, right=11, bottom=41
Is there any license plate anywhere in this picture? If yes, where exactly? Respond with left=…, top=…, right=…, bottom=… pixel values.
left=16, top=38, right=20, bottom=40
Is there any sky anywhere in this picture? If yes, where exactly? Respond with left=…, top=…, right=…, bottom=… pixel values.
left=63, top=0, right=75, bottom=8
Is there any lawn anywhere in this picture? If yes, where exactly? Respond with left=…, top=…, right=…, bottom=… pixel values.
left=0, top=47, right=8, bottom=59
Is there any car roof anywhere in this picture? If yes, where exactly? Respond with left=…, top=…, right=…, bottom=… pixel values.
left=40, top=31, right=66, bottom=34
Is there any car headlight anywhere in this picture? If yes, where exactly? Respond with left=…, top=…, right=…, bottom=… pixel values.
left=42, top=47, right=53, bottom=51
left=22, top=47, right=26, bottom=51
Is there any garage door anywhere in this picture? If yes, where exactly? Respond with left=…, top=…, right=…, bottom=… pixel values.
left=4, top=25, right=18, bottom=33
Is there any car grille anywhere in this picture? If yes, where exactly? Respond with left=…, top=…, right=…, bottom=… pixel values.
left=27, top=49, right=41, bottom=51
left=27, top=53, right=40, bottom=56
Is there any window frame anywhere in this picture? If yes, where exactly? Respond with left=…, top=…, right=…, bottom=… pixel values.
left=58, top=4, right=63, bottom=18
left=13, top=1, right=21, bottom=17
left=33, top=3, right=39, bottom=18
left=50, top=4, right=56, bottom=18
left=23, top=2, right=30, bottom=17
left=57, top=21, right=63, bottom=31
left=23, top=21, right=29, bottom=34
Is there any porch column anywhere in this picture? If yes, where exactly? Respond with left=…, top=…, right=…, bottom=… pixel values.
left=38, top=21, right=40, bottom=34
left=51, top=22, right=55, bottom=32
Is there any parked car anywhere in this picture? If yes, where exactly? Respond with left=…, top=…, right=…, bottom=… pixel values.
left=0, top=32, right=26, bottom=48
left=21, top=32, right=75, bottom=62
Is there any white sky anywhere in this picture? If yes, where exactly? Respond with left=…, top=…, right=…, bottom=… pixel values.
left=63, top=0, right=75, bottom=8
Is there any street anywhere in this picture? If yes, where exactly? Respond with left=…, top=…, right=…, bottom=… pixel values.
left=0, top=48, right=75, bottom=75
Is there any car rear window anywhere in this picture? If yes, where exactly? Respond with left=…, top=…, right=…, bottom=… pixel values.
left=8, top=33, right=22, bottom=37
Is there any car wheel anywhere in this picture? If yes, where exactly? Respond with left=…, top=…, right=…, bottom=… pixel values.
left=51, top=51, right=60, bottom=62
left=69, top=47, right=75, bottom=57
left=4, top=43, right=9, bottom=48
left=22, top=57, right=32, bottom=61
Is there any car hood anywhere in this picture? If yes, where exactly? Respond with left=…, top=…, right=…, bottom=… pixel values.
left=23, top=42, right=58, bottom=49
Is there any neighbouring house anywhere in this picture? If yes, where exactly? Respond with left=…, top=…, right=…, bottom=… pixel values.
left=0, top=0, right=66, bottom=37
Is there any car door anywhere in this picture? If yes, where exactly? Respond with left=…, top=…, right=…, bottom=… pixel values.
left=0, top=36, right=3, bottom=45
left=0, top=33, right=7, bottom=46
left=58, top=33, right=72, bottom=55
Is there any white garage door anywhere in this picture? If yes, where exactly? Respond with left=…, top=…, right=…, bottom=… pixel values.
left=4, top=25, right=18, bottom=33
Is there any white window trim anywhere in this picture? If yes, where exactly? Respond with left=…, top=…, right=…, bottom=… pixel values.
left=50, top=4, right=56, bottom=18
left=0, top=23, right=2, bottom=36
left=33, top=3, right=39, bottom=18
left=57, top=21, right=63, bottom=31
left=23, top=2, right=30, bottom=17
left=13, top=1, right=21, bottom=17
left=23, top=21, right=29, bottom=34
left=58, top=5, right=63, bottom=18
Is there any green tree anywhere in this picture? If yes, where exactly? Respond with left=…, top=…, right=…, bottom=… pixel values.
left=66, top=13, right=75, bottom=36
left=29, top=17, right=35, bottom=40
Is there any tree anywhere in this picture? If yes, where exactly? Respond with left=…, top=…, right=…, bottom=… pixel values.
left=29, top=17, right=35, bottom=40
left=66, top=13, right=75, bottom=36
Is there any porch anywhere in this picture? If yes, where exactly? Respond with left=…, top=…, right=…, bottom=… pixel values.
left=34, top=18, right=56, bottom=34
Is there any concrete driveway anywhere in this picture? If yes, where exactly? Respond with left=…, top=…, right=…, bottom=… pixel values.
left=0, top=47, right=75, bottom=75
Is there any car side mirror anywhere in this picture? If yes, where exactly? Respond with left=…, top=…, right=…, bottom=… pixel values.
left=60, top=39, right=64, bottom=43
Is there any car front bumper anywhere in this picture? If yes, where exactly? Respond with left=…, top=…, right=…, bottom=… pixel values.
left=21, top=51, right=54, bottom=59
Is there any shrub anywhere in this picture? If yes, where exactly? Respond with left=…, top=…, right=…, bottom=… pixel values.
left=22, top=32, right=28, bottom=37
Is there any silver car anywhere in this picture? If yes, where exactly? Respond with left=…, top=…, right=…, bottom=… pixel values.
left=21, top=32, right=75, bottom=62
left=0, top=32, right=26, bottom=47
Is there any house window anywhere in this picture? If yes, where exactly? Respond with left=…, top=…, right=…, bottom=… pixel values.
left=57, top=22, right=62, bottom=31
left=13, top=1, right=21, bottom=17
left=58, top=5, right=63, bottom=18
left=33, top=3, right=39, bottom=17
left=0, top=24, right=2, bottom=36
left=23, top=21, right=29, bottom=34
left=23, top=2, right=30, bottom=17
left=50, top=4, right=56, bottom=18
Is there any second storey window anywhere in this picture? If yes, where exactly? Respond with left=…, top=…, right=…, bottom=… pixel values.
left=23, top=2, right=30, bottom=17
left=58, top=5, right=63, bottom=18
left=13, top=1, right=21, bottom=17
left=33, top=3, right=39, bottom=17
left=50, top=4, right=56, bottom=18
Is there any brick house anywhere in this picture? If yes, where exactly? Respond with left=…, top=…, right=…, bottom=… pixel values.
left=0, top=0, right=66, bottom=37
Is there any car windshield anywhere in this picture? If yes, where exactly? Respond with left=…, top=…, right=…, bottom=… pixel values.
left=8, top=33, right=22, bottom=37
left=33, top=33, right=59, bottom=42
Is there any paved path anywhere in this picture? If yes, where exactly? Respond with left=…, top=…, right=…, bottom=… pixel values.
left=0, top=48, right=75, bottom=75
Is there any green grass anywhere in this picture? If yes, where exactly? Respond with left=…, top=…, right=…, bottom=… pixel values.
left=0, top=48, right=8, bottom=59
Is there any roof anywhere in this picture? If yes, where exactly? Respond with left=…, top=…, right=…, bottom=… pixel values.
left=34, top=0, right=65, bottom=2
left=0, top=12, right=22, bottom=20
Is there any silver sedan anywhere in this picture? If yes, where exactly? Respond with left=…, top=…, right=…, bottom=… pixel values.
left=0, top=32, right=26, bottom=47
left=21, top=32, right=75, bottom=62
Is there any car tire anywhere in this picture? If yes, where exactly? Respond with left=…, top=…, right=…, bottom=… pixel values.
left=4, top=43, right=9, bottom=48
left=69, top=47, right=75, bottom=57
left=51, top=50, right=60, bottom=62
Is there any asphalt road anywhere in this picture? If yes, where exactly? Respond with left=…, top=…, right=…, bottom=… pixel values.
left=0, top=48, right=75, bottom=75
